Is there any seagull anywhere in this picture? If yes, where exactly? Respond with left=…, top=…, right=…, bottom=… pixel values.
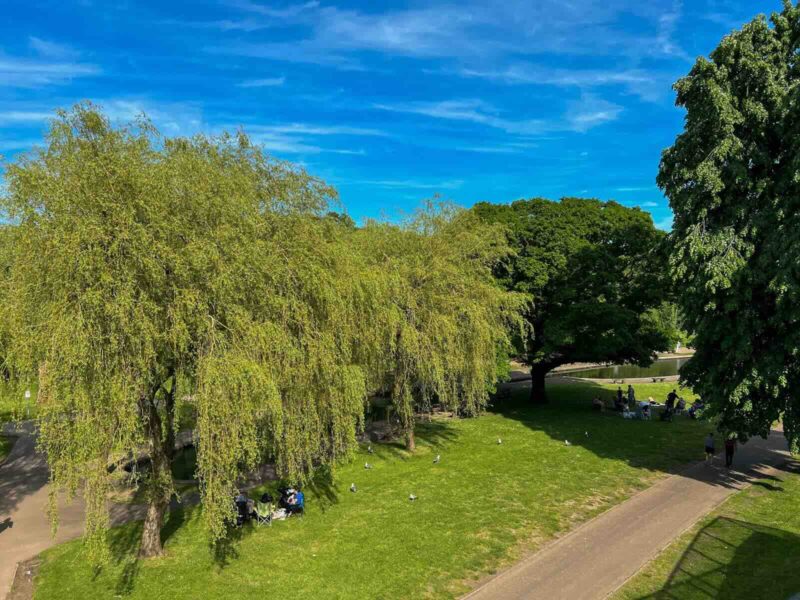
left=565, top=440, right=572, bottom=446
left=364, top=462, right=372, bottom=469
left=433, top=454, right=441, bottom=464
left=350, top=483, right=357, bottom=493
left=585, top=431, right=589, bottom=438
left=497, top=438, right=503, bottom=445
left=367, top=445, right=374, bottom=454
left=409, top=493, right=417, bottom=501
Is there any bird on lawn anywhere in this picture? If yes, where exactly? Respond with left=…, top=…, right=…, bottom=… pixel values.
left=497, top=438, right=503, bottom=445
left=433, top=454, right=440, bottom=464
left=565, top=440, right=572, bottom=446
left=350, top=483, right=357, bottom=493
left=409, top=493, right=417, bottom=501
left=585, top=431, right=589, bottom=438
left=367, top=445, right=374, bottom=454
left=364, top=462, right=372, bottom=469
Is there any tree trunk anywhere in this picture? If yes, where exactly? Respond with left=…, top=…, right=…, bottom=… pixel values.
left=406, top=428, right=416, bottom=452
left=529, top=365, right=549, bottom=404
left=140, top=495, right=168, bottom=558
left=138, top=375, right=177, bottom=558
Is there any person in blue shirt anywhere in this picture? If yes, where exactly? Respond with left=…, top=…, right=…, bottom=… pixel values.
left=288, top=487, right=305, bottom=515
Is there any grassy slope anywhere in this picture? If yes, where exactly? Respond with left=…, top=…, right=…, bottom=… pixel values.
left=33, top=381, right=706, bottom=600
left=613, top=462, right=800, bottom=600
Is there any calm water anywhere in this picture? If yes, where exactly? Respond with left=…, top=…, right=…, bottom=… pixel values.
left=563, top=357, right=690, bottom=379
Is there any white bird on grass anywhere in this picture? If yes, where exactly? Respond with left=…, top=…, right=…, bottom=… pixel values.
left=564, top=440, right=572, bottom=446
left=497, top=438, right=503, bottom=445
left=367, top=445, right=374, bottom=454
left=409, top=493, right=417, bottom=501
left=433, top=454, right=441, bottom=464
left=350, top=483, right=357, bottom=493
left=585, top=431, right=589, bottom=438
left=364, top=462, right=372, bottom=469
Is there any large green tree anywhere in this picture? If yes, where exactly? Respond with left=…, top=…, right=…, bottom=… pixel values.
left=473, top=198, right=672, bottom=403
left=0, top=105, right=385, bottom=558
left=660, top=1, right=800, bottom=451
left=0, top=105, right=522, bottom=561
left=354, top=205, right=523, bottom=449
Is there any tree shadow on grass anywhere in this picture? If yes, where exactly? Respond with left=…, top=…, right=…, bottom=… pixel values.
left=634, top=516, right=800, bottom=599
left=492, top=379, right=791, bottom=490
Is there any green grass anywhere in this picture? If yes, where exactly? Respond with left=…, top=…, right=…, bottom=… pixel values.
left=33, top=380, right=708, bottom=600
left=0, top=382, right=38, bottom=424
left=613, top=462, right=800, bottom=600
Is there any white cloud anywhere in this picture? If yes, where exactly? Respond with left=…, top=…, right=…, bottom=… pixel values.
left=616, top=186, right=656, bottom=192
left=353, top=179, right=463, bottom=190
left=237, top=76, right=286, bottom=87
left=0, top=55, right=99, bottom=88
left=566, top=95, right=623, bottom=132
left=28, top=37, right=80, bottom=60
left=249, top=123, right=387, bottom=137
left=375, top=96, right=621, bottom=135
left=0, top=110, right=53, bottom=124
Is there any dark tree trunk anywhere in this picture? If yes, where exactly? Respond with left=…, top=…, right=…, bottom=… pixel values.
left=139, top=372, right=177, bottom=558
left=140, top=493, right=168, bottom=558
left=529, top=365, right=549, bottom=404
left=406, top=428, right=416, bottom=452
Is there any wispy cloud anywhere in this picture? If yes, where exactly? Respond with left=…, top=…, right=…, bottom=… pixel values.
left=28, top=37, right=81, bottom=61
left=375, top=95, right=621, bottom=135
left=351, top=179, right=464, bottom=190
left=655, top=215, right=674, bottom=231
left=237, top=76, right=286, bottom=87
left=0, top=54, right=99, bottom=88
left=0, top=110, right=53, bottom=124
left=616, top=186, right=656, bottom=192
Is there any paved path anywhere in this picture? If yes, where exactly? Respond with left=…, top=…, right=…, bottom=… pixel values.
left=464, top=430, right=791, bottom=600
left=0, top=422, right=146, bottom=600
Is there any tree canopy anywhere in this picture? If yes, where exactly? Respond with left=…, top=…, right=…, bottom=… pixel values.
left=473, top=197, right=672, bottom=402
left=659, top=1, right=800, bottom=452
left=354, top=206, right=523, bottom=449
left=0, top=104, right=520, bottom=559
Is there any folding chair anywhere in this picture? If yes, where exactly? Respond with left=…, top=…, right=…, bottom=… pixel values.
left=255, top=501, right=273, bottom=527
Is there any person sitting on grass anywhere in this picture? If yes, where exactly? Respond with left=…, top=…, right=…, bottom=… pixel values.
left=592, top=396, right=604, bottom=412
left=613, top=392, right=626, bottom=412
left=689, top=399, right=705, bottom=420
left=287, top=486, right=305, bottom=516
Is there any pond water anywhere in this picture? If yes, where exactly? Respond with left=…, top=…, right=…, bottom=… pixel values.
left=562, top=357, right=690, bottom=379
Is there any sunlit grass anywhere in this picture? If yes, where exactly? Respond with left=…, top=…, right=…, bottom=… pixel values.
left=612, top=462, right=800, bottom=600
left=33, top=380, right=707, bottom=600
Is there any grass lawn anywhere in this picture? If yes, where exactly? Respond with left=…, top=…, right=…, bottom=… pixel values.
left=612, top=461, right=800, bottom=600
left=32, top=380, right=708, bottom=600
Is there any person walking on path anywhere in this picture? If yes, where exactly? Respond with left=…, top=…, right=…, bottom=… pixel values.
left=705, top=432, right=715, bottom=464
left=627, top=385, right=636, bottom=411
left=725, top=436, right=737, bottom=468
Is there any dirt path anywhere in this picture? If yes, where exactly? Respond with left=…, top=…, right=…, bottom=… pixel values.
left=463, top=430, right=791, bottom=600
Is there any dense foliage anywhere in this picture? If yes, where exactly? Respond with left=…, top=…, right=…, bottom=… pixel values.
left=354, top=207, right=523, bottom=449
left=473, top=198, right=672, bottom=402
left=660, top=1, right=800, bottom=451
left=0, top=105, right=519, bottom=559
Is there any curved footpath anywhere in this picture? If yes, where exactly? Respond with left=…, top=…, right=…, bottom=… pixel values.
left=463, top=429, right=791, bottom=600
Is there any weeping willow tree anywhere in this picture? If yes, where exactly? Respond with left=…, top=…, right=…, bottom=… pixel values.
left=355, top=205, right=524, bottom=450
left=0, top=104, right=386, bottom=558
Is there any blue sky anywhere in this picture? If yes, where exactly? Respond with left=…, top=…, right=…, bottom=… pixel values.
left=0, top=0, right=782, bottom=227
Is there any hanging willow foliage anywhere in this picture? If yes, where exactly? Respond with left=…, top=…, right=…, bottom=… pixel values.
left=0, top=104, right=524, bottom=559
left=354, top=204, right=526, bottom=449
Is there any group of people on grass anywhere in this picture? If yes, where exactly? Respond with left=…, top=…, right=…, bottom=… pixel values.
left=234, top=485, right=305, bottom=526
left=591, top=385, right=705, bottom=422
